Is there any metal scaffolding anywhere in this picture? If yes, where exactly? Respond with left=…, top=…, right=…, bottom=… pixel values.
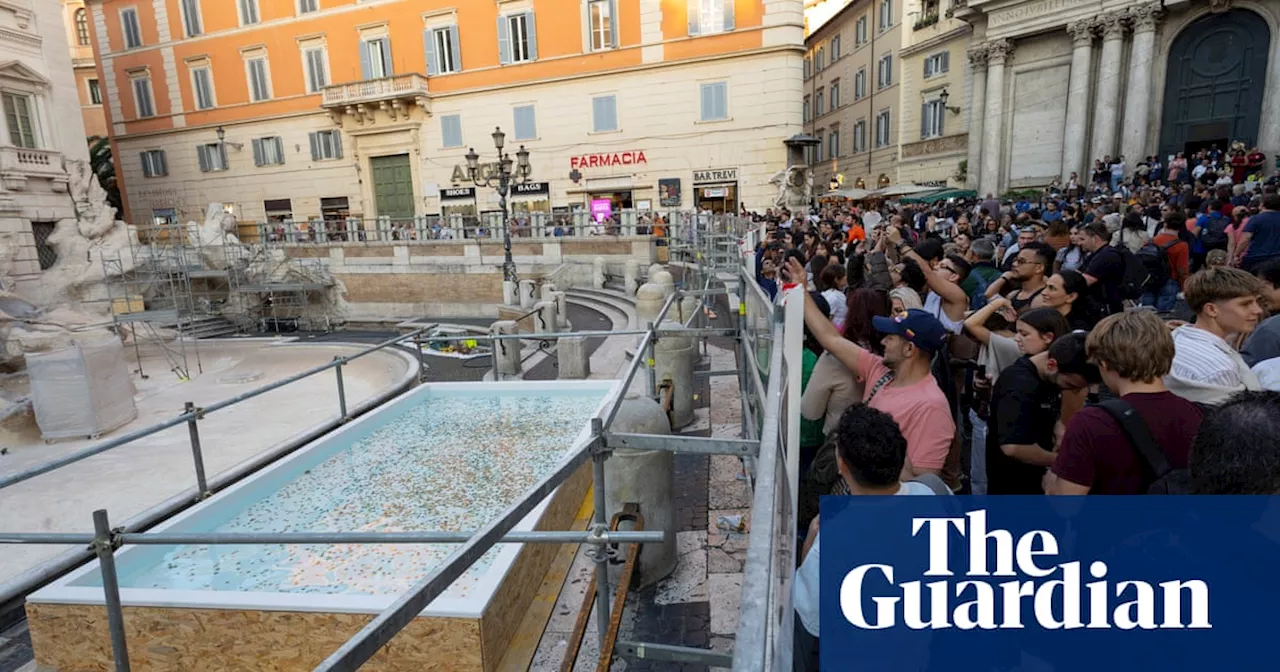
left=6, top=217, right=805, bottom=671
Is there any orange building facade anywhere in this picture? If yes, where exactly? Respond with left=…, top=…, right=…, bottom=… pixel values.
left=85, top=0, right=805, bottom=226
left=64, top=0, right=108, bottom=139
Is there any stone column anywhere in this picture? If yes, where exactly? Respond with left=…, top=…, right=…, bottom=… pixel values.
left=966, top=45, right=989, bottom=192
left=1090, top=12, right=1127, bottom=165
left=979, top=40, right=1014, bottom=197
left=1120, top=4, right=1162, bottom=166
left=1061, top=19, right=1097, bottom=182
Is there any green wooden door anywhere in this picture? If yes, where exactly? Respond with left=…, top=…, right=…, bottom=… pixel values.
left=371, top=154, right=414, bottom=221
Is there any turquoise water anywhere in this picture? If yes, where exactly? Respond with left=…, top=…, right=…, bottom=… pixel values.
left=77, top=389, right=604, bottom=598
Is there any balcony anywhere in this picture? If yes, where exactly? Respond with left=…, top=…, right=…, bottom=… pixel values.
left=0, top=146, right=68, bottom=191
left=320, top=74, right=429, bottom=125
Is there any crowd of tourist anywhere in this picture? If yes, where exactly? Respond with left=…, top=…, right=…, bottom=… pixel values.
left=752, top=162, right=1280, bottom=671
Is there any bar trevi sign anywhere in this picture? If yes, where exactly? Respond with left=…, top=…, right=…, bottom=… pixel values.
left=692, top=168, right=738, bottom=184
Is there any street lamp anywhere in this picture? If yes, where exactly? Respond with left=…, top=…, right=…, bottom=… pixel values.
left=466, top=126, right=532, bottom=285
left=939, top=88, right=961, bottom=115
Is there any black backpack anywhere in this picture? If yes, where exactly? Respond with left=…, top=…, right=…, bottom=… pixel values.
left=1134, top=238, right=1179, bottom=291
left=1114, top=244, right=1149, bottom=301
left=1199, top=213, right=1229, bottom=249
left=1095, top=399, right=1191, bottom=494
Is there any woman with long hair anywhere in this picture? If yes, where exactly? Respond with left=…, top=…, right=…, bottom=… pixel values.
left=801, top=288, right=891, bottom=439
left=1035, top=269, right=1094, bottom=331
left=1054, top=224, right=1087, bottom=274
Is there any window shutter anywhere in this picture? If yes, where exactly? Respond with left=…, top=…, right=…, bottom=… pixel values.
left=941, top=51, right=949, bottom=73
left=923, top=58, right=931, bottom=78
left=141, top=152, right=151, bottom=177
left=700, top=84, right=712, bottom=120
left=724, top=0, right=735, bottom=31
left=308, top=132, right=321, bottom=160
left=380, top=39, right=393, bottom=76
left=252, top=138, right=264, bottom=166
left=360, top=42, right=372, bottom=79
left=497, top=16, right=512, bottom=64
left=609, top=0, right=619, bottom=47
left=218, top=143, right=228, bottom=169
left=424, top=29, right=438, bottom=75
left=686, top=0, right=699, bottom=35
left=159, top=151, right=168, bottom=176
left=921, top=102, right=928, bottom=139
left=937, top=104, right=944, bottom=135
left=332, top=132, right=342, bottom=159
left=525, top=12, right=538, bottom=60
left=274, top=137, right=285, bottom=164
left=449, top=27, right=462, bottom=71
left=197, top=146, right=209, bottom=172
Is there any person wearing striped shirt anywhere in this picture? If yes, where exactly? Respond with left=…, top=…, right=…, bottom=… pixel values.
left=1166, top=268, right=1266, bottom=406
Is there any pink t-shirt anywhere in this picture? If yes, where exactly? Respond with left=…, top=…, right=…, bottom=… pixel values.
left=857, top=350, right=955, bottom=470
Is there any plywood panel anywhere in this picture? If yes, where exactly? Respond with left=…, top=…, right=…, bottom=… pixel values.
left=480, top=462, right=592, bottom=672
left=27, top=602, right=482, bottom=672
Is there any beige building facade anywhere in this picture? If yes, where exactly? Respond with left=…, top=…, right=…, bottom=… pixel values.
left=62, top=0, right=106, bottom=139
left=894, top=0, right=971, bottom=187
left=804, top=0, right=902, bottom=192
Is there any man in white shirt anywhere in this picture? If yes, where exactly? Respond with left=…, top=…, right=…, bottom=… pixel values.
left=792, top=404, right=938, bottom=672
left=1167, top=267, right=1266, bottom=405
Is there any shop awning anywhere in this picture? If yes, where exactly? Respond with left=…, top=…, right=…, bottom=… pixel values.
left=899, top=188, right=978, bottom=204
left=871, top=183, right=946, bottom=197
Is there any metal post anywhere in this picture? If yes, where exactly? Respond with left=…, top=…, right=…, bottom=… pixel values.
left=91, top=509, right=131, bottom=672
left=412, top=334, right=426, bottom=382
left=589, top=418, right=613, bottom=652
left=644, top=321, right=657, bottom=399
left=183, top=402, right=208, bottom=498
left=334, top=357, right=348, bottom=421
left=490, top=336, right=501, bottom=381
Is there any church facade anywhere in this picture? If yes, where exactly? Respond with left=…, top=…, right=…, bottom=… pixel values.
left=955, top=0, right=1280, bottom=195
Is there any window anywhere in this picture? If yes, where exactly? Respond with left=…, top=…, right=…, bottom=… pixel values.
left=426, top=26, right=461, bottom=75
left=921, top=98, right=945, bottom=139
left=830, top=80, right=840, bottom=110
left=513, top=105, right=536, bottom=140
left=131, top=76, right=155, bottom=118
left=588, top=0, right=617, bottom=51
left=592, top=94, right=617, bottom=132
left=855, top=16, right=867, bottom=45
left=879, top=0, right=893, bottom=30
left=197, top=143, right=228, bottom=172
left=814, top=89, right=824, bottom=116
left=499, top=13, right=537, bottom=64
left=875, top=109, right=891, bottom=147
left=832, top=34, right=841, bottom=60
left=361, top=38, right=392, bottom=79
left=140, top=150, right=168, bottom=178
left=238, top=0, right=259, bottom=26
left=688, top=0, right=734, bottom=36
left=700, top=82, right=727, bottom=121
left=245, top=55, right=271, bottom=101
left=298, top=0, right=318, bottom=14
left=802, top=96, right=810, bottom=123
left=923, top=51, right=949, bottom=78
left=815, top=47, right=825, bottom=70
left=877, top=53, right=893, bottom=88
left=303, top=47, right=329, bottom=92
left=191, top=65, right=215, bottom=109
left=321, top=197, right=349, bottom=222
left=308, top=130, right=342, bottom=160
left=853, top=119, right=866, bottom=152
left=2, top=93, right=37, bottom=148
left=828, top=128, right=840, bottom=159
left=75, top=9, right=90, bottom=46
left=803, top=56, right=811, bottom=79
left=121, top=8, right=142, bottom=49
left=854, top=68, right=866, bottom=99
left=180, top=0, right=202, bottom=37
left=88, top=79, right=102, bottom=105
left=253, top=136, right=285, bottom=166
left=440, top=114, right=462, bottom=147
left=264, top=199, right=293, bottom=223
left=32, top=222, right=57, bottom=270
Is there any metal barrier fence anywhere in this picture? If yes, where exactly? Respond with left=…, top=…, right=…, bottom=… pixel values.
left=0, top=233, right=803, bottom=670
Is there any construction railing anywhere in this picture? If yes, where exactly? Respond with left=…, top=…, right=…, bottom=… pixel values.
left=0, top=216, right=805, bottom=671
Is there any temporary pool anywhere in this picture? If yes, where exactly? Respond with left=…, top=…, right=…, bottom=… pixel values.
left=27, top=379, right=620, bottom=671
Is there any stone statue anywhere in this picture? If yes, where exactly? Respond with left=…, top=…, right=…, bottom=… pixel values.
left=769, top=165, right=813, bottom=210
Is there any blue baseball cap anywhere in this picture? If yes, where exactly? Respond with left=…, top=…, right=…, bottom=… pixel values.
left=872, top=309, right=948, bottom=353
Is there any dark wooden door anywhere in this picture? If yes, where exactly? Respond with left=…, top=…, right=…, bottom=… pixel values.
left=1158, top=9, right=1270, bottom=158
left=371, top=154, right=414, bottom=221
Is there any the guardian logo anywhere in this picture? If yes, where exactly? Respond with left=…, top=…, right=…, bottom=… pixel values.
left=840, top=510, right=1212, bottom=631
